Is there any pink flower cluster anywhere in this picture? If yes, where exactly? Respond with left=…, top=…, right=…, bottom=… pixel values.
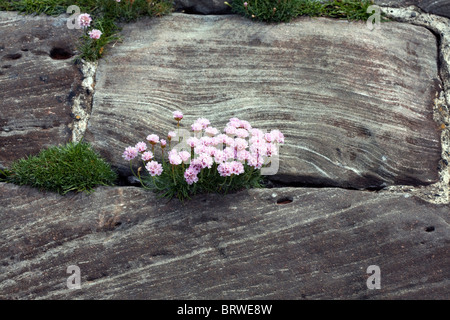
left=181, top=116, right=284, bottom=184
left=77, top=13, right=102, bottom=40
left=122, top=111, right=285, bottom=184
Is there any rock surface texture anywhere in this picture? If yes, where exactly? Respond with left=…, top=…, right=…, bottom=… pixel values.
left=86, top=14, right=442, bottom=189
left=375, top=0, right=450, bottom=18
left=1, top=5, right=449, bottom=300
left=0, top=12, right=83, bottom=169
left=0, top=183, right=448, bottom=299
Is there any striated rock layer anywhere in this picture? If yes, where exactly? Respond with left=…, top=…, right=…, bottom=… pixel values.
left=0, top=12, right=83, bottom=169
left=0, top=182, right=448, bottom=299
left=86, top=14, right=442, bottom=189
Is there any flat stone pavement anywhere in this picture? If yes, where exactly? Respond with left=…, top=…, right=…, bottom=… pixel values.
left=0, top=183, right=448, bottom=299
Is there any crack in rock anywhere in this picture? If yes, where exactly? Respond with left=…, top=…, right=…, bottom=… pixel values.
left=71, top=60, right=97, bottom=143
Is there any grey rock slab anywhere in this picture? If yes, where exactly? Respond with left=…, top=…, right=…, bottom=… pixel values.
left=173, top=0, right=232, bottom=14
left=0, top=12, right=83, bottom=169
left=375, top=0, right=450, bottom=18
left=0, top=182, right=448, bottom=299
left=86, top=14, right=442, bottom=189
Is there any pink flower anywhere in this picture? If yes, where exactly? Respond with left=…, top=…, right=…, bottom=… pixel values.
left=270, top=129, right=285, bottom=144
left=184, top=167, right=199, bottom=185
left=250, top=141, right=267, bottom=155
left=248, top=154, right=264, bottom=169
left=239, top=120, right=252, bottom=130
left=77, top=13, right=92, bottom=28
left=122, top=146, right=138, bottom=161
left=217, top=162, right=232, bottom=177
left=160, top=139, right=167, bottom=148
left=213, top=150, right=227, bottom=163
left=168, top=131, right=176, bottom=140
left=210, top=137, right=221, bottom=147
left=187, top=137, right=200, bottom=148
left=225, top=136, right=235, bottom=146
left=189, top=160, right=203, bottom=174
left=200, top=136, right=213, bottom=146
left=204, top=146, right=217, bottom=157
left=173, top=111, right=183, bottom=121
left=205, top=126, right=219, bottom=137
left=195, top=118, right=210, bottom=129
left=228, top=117, right=241, bottom=128
left=266, top=143, right=278, bottom=157
left=194, top=144, right=206, bottom=155
left=168, top=149, right=182, bottom=165
left=135, top=141, right=147, bottom=153
left=88, top=29, right=102, bottom=40
left=179, top=150, right=191, bottom=163
left=197, top=153, right=213, bottom=169
left=244, top=2, right=248, bottom=8
left=236, top=150, right=251, bottom=162
left=250, top=128, right=264, bottom=138
left=223, top=147, right=235, bottom=160
left=141, top=151, right=153, bottom=162
left=264, top=132, right=274, bottom=143
left=235, top=128, right=249, bottom=138
left=216, top=134, right=229, bottom=144
left=191, top=122, right=203, bottom=132
left=224, top=125, right=237, bottom=135
left=145, top=160, right=163, bottom=176
left=249, top=134, right=264, bottom=145
left=234, top=138, right=248, bottom=151
left=231, top=161, right=245, bottom=175
left=146, top=134, right=159, bottom=145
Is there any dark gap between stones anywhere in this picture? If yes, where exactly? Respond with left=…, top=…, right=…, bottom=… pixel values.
left=112, top=169, right=386, bottom=193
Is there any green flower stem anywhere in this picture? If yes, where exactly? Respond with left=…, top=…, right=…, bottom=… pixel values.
left=172, top=164, right=176, bottom=186
left=218, top=176, right=228, bottom=192
left=225, top=174, right=234, bottom=194
left=152, top=175, right=162, bottom=190
left=137, top=168, right=152, bottom=190
left=130, top=160, right=137, bottom=177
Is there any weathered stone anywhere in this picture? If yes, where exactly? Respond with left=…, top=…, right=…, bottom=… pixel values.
left=0, top=12, right=83, bottom=169
left=173, top=0, right=232, bottom=14
left=86, top=14, right=442, bottom=189
left=0, top=182, right=448, bottom=299
left=375, top=0, right=450, bottom=19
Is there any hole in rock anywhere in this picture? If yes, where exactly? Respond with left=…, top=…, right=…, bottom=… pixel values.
left=424, top=226, right=435, bottom=232
left=3, top=53, right=22, bottom=60
left=277, top=196, right=293, bottom=205
left=50, top=47, right=73, bottom=60
left=2, top=65, right=11, bottom=68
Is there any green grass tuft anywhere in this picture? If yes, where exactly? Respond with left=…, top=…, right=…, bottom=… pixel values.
left=229, top=0, right=385, bottom=23
left=6, top=142, right=117, bottom=194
